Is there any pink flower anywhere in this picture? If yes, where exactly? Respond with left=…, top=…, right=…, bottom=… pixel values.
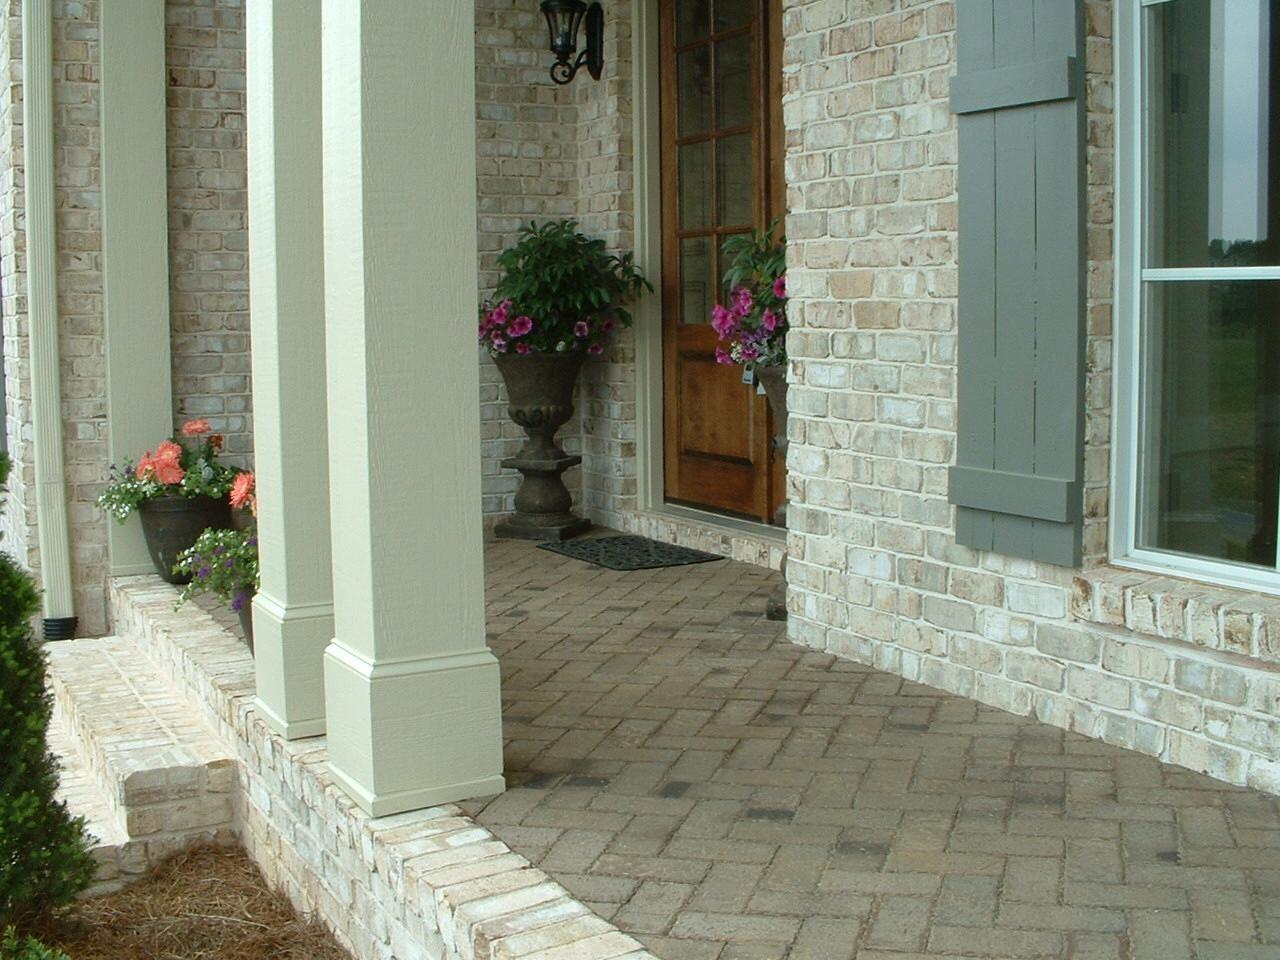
left=734, top=286, right=753, bottom=316
left=230, top=471, right=256, bottom=512
left=515, top=342, right=532, bottom=354
left=182, top=418, right=210, bottom=437
left=715, top=347, right=733, bottom=365
left=574, top=320, right=590, bottom=338
left=711, top=303, right=738, bottom=337
left=601, top=317, right=615, bottom=333
left=508, top=315, right=533, bottom=337
left=741, top=346, right=760, bottom=363
left=588, top=343, right=604, bottom=356
left=773, top=275, right=787, bottom=299
left=762, top=309, right=779, bottom=332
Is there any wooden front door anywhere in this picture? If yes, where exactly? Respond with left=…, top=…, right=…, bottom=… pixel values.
left=660, top=0, right=784, bottom=523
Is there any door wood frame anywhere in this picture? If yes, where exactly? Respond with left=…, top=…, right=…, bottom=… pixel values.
left=630, top=0, right=783, bottom=531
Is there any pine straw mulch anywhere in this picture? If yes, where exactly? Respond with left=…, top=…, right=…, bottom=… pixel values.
left=30, top=845, right=352, bottom=960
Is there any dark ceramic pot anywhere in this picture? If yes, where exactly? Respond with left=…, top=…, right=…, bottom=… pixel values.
left=137, top=494, right=231, bottom=584
left=236, top=594, right=255, bottom=655
left=493, top=351, right=591, bottom=540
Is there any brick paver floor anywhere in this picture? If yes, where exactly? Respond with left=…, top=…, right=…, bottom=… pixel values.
left=460, top=538, right=1280, bottom=960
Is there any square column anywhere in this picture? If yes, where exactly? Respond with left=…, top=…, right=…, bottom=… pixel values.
left=246, top=0, right=333, bottom=739
left=320, top=0, right=505, bottom=816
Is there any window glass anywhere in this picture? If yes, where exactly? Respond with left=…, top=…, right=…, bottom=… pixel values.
left=1138, top=280, right=1280, bottom=566
left=677, top=46, right=712, bottom=137
left=680, top=236, right=714, bottom=325
left=677, top=1, right=710, bottom=44
left=1145, top=0, right=1280, bottom=268
left=715, top=33, right=753, bottom=129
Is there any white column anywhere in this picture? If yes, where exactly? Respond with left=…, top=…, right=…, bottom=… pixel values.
left=100, top=0, right=174, bottom=578
left=246, top=0, right=333, bottom=740
left=23, top=0, right=74, bottom=626
left=320, top=0, right=504, bottom=817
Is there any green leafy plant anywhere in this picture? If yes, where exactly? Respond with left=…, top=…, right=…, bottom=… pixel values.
left=174, top=527, right=260, bottom=613
left=1, top=928, right=69, bottom=960
left=97, top=419, right=240, bottom=522
left=479, top=220, right=652, bottom=357
left=0, top=453, right=97, bottom=926
left=712, top=220, right=788, bottom=369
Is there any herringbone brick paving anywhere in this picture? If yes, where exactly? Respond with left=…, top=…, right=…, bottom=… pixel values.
left=461, top=539, right=1280, bottom=960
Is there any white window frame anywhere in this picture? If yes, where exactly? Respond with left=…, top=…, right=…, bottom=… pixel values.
left=1112, top=0, right=1280, bottom=595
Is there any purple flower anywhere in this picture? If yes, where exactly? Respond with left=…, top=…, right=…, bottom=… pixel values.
left=197, top=565, right=211, bottom=580
left=491, top=335, right=508, bottom=353
left=247, top=537, right=258, bottom=548
left=231, top=591, right=248, bottom=613
left=574, top=320, right=590, bottom=338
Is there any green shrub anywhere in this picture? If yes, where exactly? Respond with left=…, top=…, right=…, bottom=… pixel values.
left=0, top=452, right=96, bottom=925
left=0, top=928, right=69, bottom=960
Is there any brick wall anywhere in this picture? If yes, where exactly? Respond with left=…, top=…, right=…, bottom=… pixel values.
left=0, top=0, right=27, bottom=561
left=782, top=0, right=1280, bottom=792
left=166, top=0, right=251, bottom=466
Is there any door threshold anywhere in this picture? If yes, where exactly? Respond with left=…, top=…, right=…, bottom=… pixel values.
left=624, top=503, right=786, bottom=571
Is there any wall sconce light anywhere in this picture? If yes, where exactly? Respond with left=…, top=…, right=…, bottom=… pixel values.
left=541, top=0, right=603, bottom=85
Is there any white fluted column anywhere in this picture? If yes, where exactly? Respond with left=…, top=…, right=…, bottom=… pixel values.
left=246, top=0, right=333, bottom=740
left=320, top=0, right=504, bottom=816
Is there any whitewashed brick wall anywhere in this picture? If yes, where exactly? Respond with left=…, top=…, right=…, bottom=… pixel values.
left=166, top=0, right=251, bottom=466
left=0, top=1, right=28, bottom=562
left=782, top=0, right=1280, bottom=791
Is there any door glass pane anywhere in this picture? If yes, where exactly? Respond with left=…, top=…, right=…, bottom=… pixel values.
left=677, top=1, right=710, bottom=44
left=1144, top=0, right=1280, bottom=268
left=678, top=46, right=712, bottom=137
left=715, top=33, right=753, bottom=129
left=714, top=0, right=753, bottom=32
left=679, top=142, right=712, bottom=229
left=717, top=133, right=754, bottom=227
left=1138, top=280, right=1280, bottom=567
left=680, top=236, right=715, bottom=325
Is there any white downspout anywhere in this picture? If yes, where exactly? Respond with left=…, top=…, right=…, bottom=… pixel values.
left=23, top=0, right=76, bottom=639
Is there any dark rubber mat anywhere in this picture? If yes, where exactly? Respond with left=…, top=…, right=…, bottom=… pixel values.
left=536, top=535, right=725, bottom=571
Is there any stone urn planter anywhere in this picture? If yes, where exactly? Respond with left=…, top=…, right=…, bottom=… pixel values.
left=137, top=495, right=231, bottom=585
left=493, top=351, right=592, bottom=540
left=753, top=364, right=789, bottom=621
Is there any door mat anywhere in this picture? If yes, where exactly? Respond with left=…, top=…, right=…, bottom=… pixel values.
left=537, top=535, right=725, bottom=571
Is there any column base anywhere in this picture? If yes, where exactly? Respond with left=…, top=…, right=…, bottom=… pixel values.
left=323, top=641, right=506, bottom=817
left=252, top=593, right=333, bottom=739
left=494, top=514, right=591, bottom=541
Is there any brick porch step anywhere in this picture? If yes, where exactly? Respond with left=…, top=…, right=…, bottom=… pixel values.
left=45, top=636, right=237, bottom=890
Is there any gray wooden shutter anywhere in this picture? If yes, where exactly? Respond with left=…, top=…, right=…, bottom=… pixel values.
left=948, top=0, right=1087, bottom=567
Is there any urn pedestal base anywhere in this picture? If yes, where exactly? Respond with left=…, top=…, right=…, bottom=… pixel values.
left=494, top=453, right=591, bottom=541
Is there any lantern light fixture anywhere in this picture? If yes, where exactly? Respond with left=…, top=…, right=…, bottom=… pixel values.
left=540, top=0, right=604, bottom=85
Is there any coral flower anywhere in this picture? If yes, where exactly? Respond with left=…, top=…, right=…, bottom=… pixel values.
left=230, top=471, right=256, bottom=511
left=182, top=418, right=211, bottom=437
left=773, top=275, right=787, bottom=299
left=155, top=440, right=183, bottom=463
left=508, top=315, right=533, bottom=337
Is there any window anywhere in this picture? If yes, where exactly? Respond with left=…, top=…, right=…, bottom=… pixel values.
left=1115, top=0, right=1280, bottom=591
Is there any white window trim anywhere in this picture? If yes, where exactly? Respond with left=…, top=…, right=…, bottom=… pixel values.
left=1111, top=0, right=1280, bottom=596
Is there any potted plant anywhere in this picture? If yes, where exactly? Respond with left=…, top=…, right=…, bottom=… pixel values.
left=174, top=527, right=260, bottom=652
left=480, top=219, right=651, bottom=539
left=712, top=221, right=789, bottom=509
left=96, top=419, right=238, bottom=584
left=712, top=223, right=789, bottom=620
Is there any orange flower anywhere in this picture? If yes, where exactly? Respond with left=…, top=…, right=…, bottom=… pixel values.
left=230, top=471, right=256, bottom=512
left=210, top=434, right=224, bottom=452
left=135, top=452, right=155, bottom=480
left=182, top=418, right=211, bottom=437
left=155, top=439, right=183, bottom=463
left=152, top=459, right=185, bottom=486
